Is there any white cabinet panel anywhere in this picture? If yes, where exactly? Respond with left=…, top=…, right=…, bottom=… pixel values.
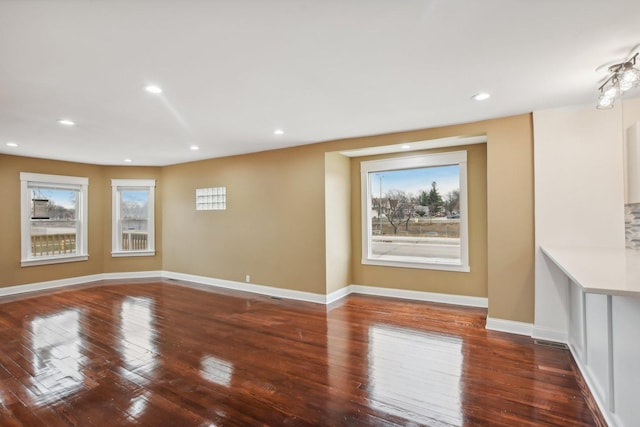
left=568, top=281, right=585, bottom=360
left=585, top=294, right=610, bottom=403
left=612, top=296, right=640, bottom=427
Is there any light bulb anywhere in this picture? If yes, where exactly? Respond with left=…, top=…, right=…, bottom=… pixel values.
left=603, top=86, right=618, bottom=98
left=619, top=79, right=634, bottom=92
left=144, top=85, right=163, bottom=94
left=597, top=95, right=614, bottom=109
left=617, top=64, right=640, bottom=91
left=471, top=92, right=491, bottom=101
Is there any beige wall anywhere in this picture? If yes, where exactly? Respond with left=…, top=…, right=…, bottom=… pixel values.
left=323, top=114, right=534, bottom=322
left=0, top=155, right=162, bottom=287
left=161, top=145, right=328, bottom=294
left=0, top=113, right=534, bottom=323
left=485, top=115, right=535, bottom=322
left=325, top=152, right=352, bottom=294
left=349, top=143, right=488, bottom=297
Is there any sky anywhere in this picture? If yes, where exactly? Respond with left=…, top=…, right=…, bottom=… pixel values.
left=370, top=165, right=459, bottom=198
left=32, top=188, right=148, bottom=209
left=32, top=188, right=76, bottom=209
left=121, top=190, right=148, bottom=206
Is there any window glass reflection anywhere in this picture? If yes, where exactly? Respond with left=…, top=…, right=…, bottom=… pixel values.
left=31, top=309, right=84, bottom=404
left=368, top=325, right=463, bottom=425
left=201, top=355, right=234, bottom=387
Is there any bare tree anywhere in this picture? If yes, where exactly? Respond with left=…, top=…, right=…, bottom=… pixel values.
left=45, top=201, right=75, bottom=220
left=402, top=193, right=419, bottom=232
left=384, top=190, right=413, bottom=234
left=444, top=189, right=460, bottom=215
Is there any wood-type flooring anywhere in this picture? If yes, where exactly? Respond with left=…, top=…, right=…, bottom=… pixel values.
left=0, top=279, right=604, bottom=426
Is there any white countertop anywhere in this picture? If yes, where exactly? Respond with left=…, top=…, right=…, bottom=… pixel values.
left=541, top=246, right=640, bottom=297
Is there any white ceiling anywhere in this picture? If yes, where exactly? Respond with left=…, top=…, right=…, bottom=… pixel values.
left=1, top=0, right=640, bottom=166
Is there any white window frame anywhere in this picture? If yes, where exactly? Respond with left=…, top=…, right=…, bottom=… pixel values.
left=111, top=179, right=156, bottom=257
left=20, top=172, right=89, bottom=267
left=360, top=151, right=469, bottom=272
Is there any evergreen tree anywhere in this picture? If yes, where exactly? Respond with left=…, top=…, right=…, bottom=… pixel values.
left=427, top=181, right=443, bottom=216
left=418, top=190, right=428, bottom=207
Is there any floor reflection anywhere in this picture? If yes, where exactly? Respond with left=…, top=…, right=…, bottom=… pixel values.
left=0, top=284, right=596, bottom=426
left=30, top=309, right=84, bottom=404
left=368, top=324, right=463, bottom=425
left=201, top=355, right=234, bottom=387
left=119, top=296, right=157, bottom=374
left=119, top=297, right=158, bottom=421
left=127, top=394, right=148, bottom=419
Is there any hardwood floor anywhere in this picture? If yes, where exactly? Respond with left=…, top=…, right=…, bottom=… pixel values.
left=0, top=279, right=604, bottom=426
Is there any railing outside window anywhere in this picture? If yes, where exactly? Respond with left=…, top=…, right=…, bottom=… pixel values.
left=31, top=234, right=76, bottom=256
left=121, top=231, right=148, bottom=251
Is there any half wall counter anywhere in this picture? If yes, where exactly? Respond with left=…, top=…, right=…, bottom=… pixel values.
left=541, top=246, right=640, bottom=427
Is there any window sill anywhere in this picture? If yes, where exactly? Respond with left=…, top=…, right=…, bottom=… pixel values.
left=111, top=250, right=155, bottom=258
left=362, top=257, right=470, bottom=272
left=21, top=254, right=89, bottom=267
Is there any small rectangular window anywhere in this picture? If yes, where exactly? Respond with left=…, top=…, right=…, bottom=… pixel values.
left=20, top=173, right=89, bottom=267
left=196, top=187, right=226, bottom=210
left=361, top=151, right=469, bottom=272
left=112, top=179, right=156, bottom=257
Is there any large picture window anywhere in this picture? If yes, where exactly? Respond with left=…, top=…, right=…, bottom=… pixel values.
left=111, top=179, right=155, bottom=257
left=20, top=173, right=89, bottom=267
left=361, top=151, right=469, bottom=272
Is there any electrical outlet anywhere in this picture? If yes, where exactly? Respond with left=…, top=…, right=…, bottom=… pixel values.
left=245, top=274, right=251, bottom=283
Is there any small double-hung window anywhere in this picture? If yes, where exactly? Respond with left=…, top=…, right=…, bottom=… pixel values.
left=111, top=179, right=156, bottom=257
left=20, top=173, right=89, bottom=266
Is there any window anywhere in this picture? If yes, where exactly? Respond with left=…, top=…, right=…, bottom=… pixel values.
left=20, top=173, right=89, bottom=267
left=196, top=187, right=226, bottom=210
left=111, top=179, right=155, bottom=257
left=361, top=151, right=469, bottom=272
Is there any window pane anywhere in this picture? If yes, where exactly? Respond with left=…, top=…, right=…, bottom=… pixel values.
left=29, top=187, right=78, bottom=257
left=120, top=190, right=149, bottom=251
left=369, top=165, right=461, bottom=264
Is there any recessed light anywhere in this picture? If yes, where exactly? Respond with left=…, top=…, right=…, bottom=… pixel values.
left=190, top=145, right=199, bottom=151
left=57, top=119, right=75, bottom=126
left=6, top=141, right=18, bottom=147
left=401, top=144, right=411, bottom=149
left=274, top=129, right=284, bottom=135
left=144, top=85, right=163, bottom=94
left=124, top=158, right=132, bottom=163
left=471, top=92, right=491, bottom=101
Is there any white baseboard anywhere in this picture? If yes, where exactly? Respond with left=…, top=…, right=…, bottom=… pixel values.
left=1, top=272, right=553, bottom=347
left=532, top=325, right=568, bottom=344
left=326, top=285, right=352, bottom=304
left=103, top=270, right=164, bottom=280
left=1, top=271, right=489, bottom=310
left=486, top=317, right=533, bottom=336
left=0, top=271, right=163, bottom=298
left=162, top=271, right=328, bottom=304
left=162, top=275, right=489, bottom=308
left=348, top=284, right=488, bottom=308
left=0, top=273, right=103, bottom=297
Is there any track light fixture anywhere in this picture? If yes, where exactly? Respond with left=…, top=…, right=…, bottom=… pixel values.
left=597, top=53, right=640, bottom=109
